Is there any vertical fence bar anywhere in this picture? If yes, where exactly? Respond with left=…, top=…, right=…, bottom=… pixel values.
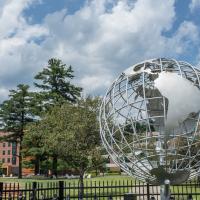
left=69, top=182, right=71, bottom=198
left=12, top=183, right=15, bottom=200
left=0, top=182, right=3, bottom=200
left=103, top=180, right=105, bottom=199
left=32, top=182, right=37, bottom=200
left=106, top=180, right=108, bottom=198
left=37, top=182, right=39, bottom=199
left=147, top=183, right=150, bottom=200
left=5, top=182, right=7, bottom=199
left=98, top=180, right=100, bottom=199
left=143, top=182, right=145, bottom=200
left=17, top=182, right=19, bottom=198
left=59, top=181, right=64, bottom=200
left=94, top=181, right=97, bottom=198
left=195, top=180, right=197, bottom=200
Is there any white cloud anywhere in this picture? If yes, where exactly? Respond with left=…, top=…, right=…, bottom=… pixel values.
left=167, top=21, right=199, bottom=54
left=0, top=0, right=48, bottom=88
left=40, top=0, right=198, bottom=93
left=0, top=87, right=9, bottom=102
left=0, top=0, right=199, bottom=101
left=80, top=74, right=113, bottom=94
left=189, top=0, right=200, bottom=12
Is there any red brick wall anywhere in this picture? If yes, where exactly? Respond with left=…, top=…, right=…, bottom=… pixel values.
left=0, top=132, right=19, bottom=175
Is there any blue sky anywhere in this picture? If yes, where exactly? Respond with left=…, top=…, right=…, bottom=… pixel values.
left=0, top=0, right=200, bottom=101
left=24, top=0, right=85, bottom=24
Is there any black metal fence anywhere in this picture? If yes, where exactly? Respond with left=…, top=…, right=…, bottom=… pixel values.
left=0, top=179, right=200, bottom=200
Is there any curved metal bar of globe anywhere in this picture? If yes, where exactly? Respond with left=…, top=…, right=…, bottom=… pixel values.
left=160, top=180, right=170, bottom=200
left=101, top=77, right=154, bottom=177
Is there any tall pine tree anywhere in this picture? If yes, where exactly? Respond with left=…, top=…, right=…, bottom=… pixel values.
left=0, top=84, right=35, bottom=178
left=34, top=58, right=82, bottom=176
left=34, top=58, right=82, bottom=109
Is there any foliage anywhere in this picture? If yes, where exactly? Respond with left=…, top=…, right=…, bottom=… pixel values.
left=0, top=84, right=36, bottom=178
left=34, top=58, right=82, bottom=110
left=29, top=96, right=102, bottom=194
left=22, top=122, right=47, bottom=175
left=33, top=58, right=82, bottom=176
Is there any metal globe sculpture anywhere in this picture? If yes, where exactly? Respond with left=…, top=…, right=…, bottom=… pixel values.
left=100, top=58, right=200, bottom=187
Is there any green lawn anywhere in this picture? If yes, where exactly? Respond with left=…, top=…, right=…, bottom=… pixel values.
left=0, top=175, right=134, bottom=186
left=0, top=175, right=134, bottom=200
left=1, top=176, right=200, bottom=200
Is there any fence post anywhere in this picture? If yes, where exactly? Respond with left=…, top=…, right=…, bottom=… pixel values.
left=124, top=193, right=137, bottom=200
left=79, top=193, right=83, bottom=200
left=147, top=183, right=150, bottom=200
left=8, top=193, right=12, bottom=200
left=59, top=181, right=64, bottom=200
left=108, top=195, right=112, bottom=200
left=0, top=182, right=3, bottom=200
left=18, top=191, right=23, bottom=200
left=32, top=182, right=37, bottom=200
left=188, top=194, right=193, bottom=200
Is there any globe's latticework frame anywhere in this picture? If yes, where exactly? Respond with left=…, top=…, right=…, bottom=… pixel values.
left=100, top=58, right=200, bottom=184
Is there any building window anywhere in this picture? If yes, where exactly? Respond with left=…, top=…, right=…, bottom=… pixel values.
left=7, top=158, right=10, bottom=163
left=8, top=142, right=11, bottom=147
left=12, top=157, right=16, bottom=165
left=3, top=150, right=5, bottom=155
left=8, top=150, right=10, bottom=155
left=3, top=143, right=6, bottom=147
left=2, top=158, right=5, bottom=163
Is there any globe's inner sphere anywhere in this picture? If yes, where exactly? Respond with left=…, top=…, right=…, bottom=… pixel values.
left=100, top=58, right=200, bottom=184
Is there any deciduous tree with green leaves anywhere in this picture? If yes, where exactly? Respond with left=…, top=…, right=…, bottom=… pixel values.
left=33, top=96, right=102, bottom=195
left=0, top=84, right=35, bottom=178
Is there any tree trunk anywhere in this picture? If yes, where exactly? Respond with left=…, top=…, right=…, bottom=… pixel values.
left=52, top=155, right=58, bottom=177
left=34, top=158, right=40, bottom=175
left=18, top=140, right=22, bottom=179
left=96, top=168, right=98, bottom=176
left=79, top=169, right=84, bottom=198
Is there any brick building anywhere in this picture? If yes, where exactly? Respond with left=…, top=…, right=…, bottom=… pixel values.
left=0, top=132, right=19, bottom=176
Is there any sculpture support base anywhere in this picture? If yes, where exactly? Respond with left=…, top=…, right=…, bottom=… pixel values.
left=160, top=180, right=170, bottom=200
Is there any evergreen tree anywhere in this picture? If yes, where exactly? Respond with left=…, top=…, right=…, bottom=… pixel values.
left=34, top=58, right=82, bottom=176
left=34, top=58, right=82, bottom=108
left=22, top=121, right=47, bottom=175
left=0, top=84, right=35, bottom=178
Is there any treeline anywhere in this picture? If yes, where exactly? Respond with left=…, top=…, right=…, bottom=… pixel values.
left=0, top=58, right=105, bottom=184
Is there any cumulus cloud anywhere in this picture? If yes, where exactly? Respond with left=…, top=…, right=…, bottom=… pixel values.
left=155, top=72, right=200, bottom=129
left=0, top=0, right=48, bottom=87
left=40, top=0, right=198, bottom=93
left=189, top=0, right=200, bottom=12
left=0, top=0, right=199, bottom=102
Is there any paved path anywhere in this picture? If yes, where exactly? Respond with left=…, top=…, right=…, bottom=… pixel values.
left=130, top=185, right=161, bottom=200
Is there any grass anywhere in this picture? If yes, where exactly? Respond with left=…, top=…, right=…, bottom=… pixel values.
left=0, top=175, right=134, bottom=188
left=0, top=175, right=134, bottom=200
left=1, top=176, right=200, bottom=200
